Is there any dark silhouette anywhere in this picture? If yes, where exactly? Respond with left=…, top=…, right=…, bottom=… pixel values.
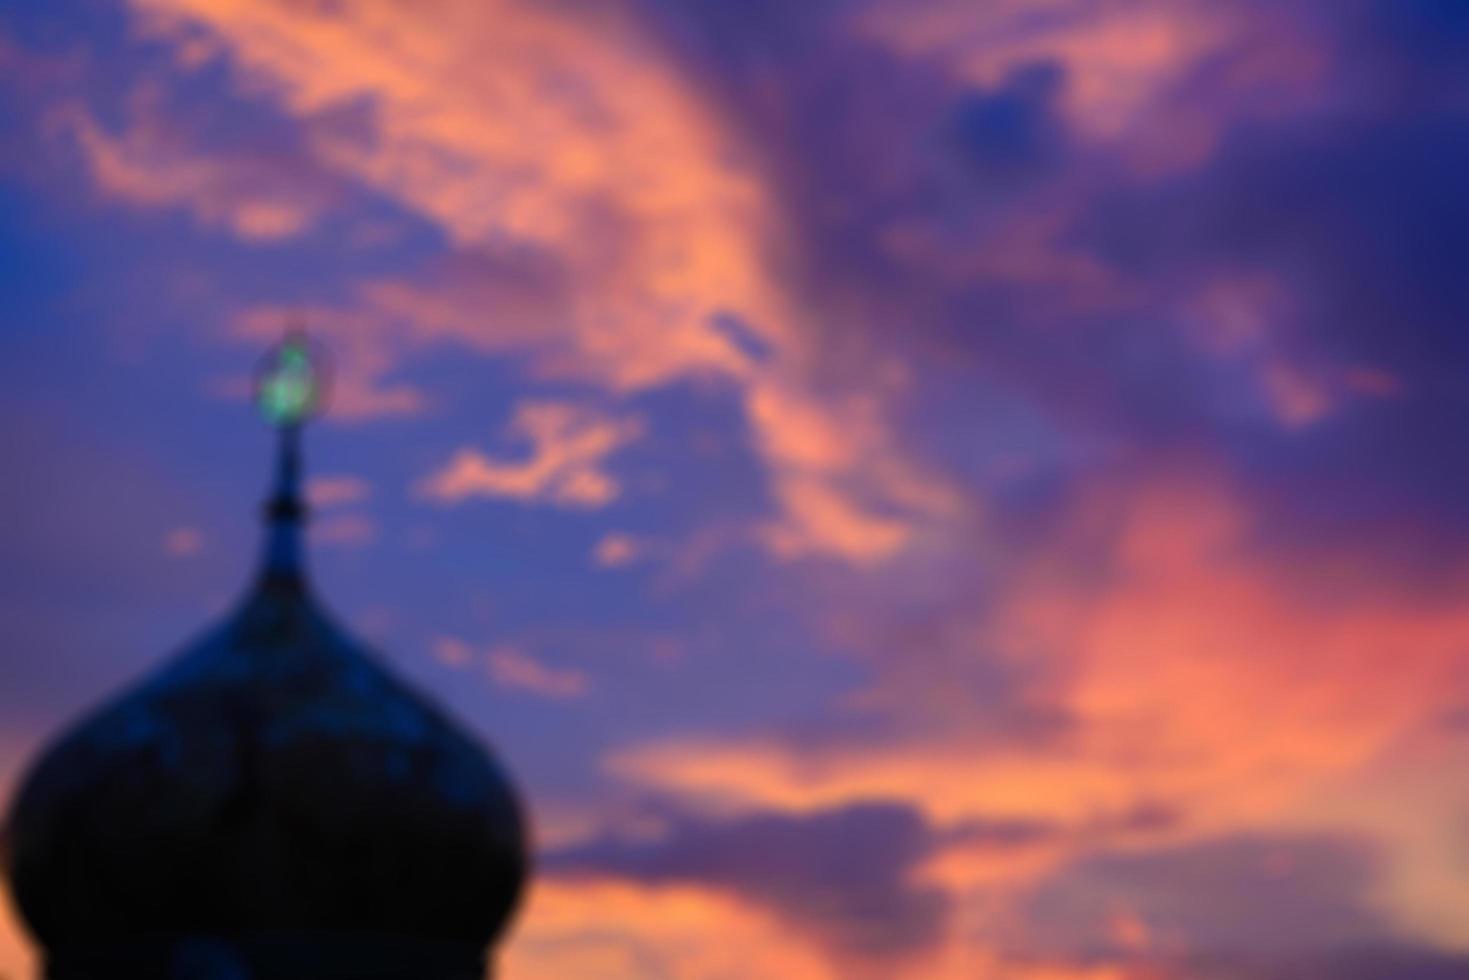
left=2, top=338, right=528, bottom=979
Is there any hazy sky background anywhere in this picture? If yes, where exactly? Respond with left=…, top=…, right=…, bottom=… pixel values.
left=2, top=1, right=1468, bottom=977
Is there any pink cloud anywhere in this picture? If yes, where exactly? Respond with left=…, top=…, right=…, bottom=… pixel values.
left=418, top=400, right=643, bottom=510
left=860, top=0, right=1330, bottom=175
left=593, top=532, right=645, bottom=569
left=162, top=525, right=203, bottom=557
left=431, top=635, right=476, bottom=668
left=486, top=645, right=589, bottom=701
left=432, top=636, right=589, bottom=700
left=760, top=474, right=912, bottom=567
left=57, top=95, right=335, bottom=241
left=308, top=513, right=375, bottom=548
left=306, top=473, right=371, bottom=508
left=0, top=883, right=36, bottom=980
left=600, top=469, right=1469, bottom=968
left=1181, top=272, right=1402, bottom=430
left=122, top=0, right=957, bottom=567
left=503, top=880, right=831, bottom=979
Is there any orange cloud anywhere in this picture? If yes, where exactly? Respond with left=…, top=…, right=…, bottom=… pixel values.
left=486, top=645, right=589, bottom=701
left=1053, top=479, right=1469, bottom=805
left=128, top=0, right=956, bottom=566
left=0, top=732, right=39, bottom=979
left=617, top=475, right=1469, bottom=824
left=602, top=471, right=1469, bottom=964
left=507, top=857, right=1190, bottom=978
left=572, top=470, right=1469, bottom=969
left=59, top=96, right=332, bottom=241
left=761, top=473, right=912, bottom=567
left=418, top=400, right=643, bottom=509
left=1290, top=726, right=1469, bottom=952
left=0, top=886, right=36, bottom=980
left=504, top=879, right=833, bottom=980
left=132, top=0, right=781, bottom=374
left=431, top=636, right=589, bottom=700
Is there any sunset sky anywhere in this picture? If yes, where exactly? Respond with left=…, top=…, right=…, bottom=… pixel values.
left=2, top=1, right=1468, bottom=977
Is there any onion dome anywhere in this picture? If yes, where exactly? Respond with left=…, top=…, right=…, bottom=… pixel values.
left=2, top=336, right=528, bottom=979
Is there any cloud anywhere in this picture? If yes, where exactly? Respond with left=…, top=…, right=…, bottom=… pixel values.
left=609, top=471, right=1469, bottom=847
left=14, top=0, right=1469, bottom=974
left=593, top=532, right=644, bottom=569
left=162, top=526, right=203, bottom=557
left=431, top=635, right=476, bottom=669
left=305, top=474, right=371, bottom=508
left=998, top=828, right=1469, bottom=975
left=1209, top=944, right=1469, bottom=980
left=47, top=0, right=1469, bottom=571
left=630, top=0, right=1466, bottom=545
left=308, top=512, right=375, bottom=548
left=997, top=831, right=1469, bottom=978
left=587, top=463, right=1469, bottom=970
left=486, top=645, right=589, bottom=701
left=417, top=400, right=643, bottom=510
left=127, top=0, right=783, bottom=391
left=1008, top=832, right=1386, bottom=961
left=123, top=0, right=958, bottom=566
left=0, top=884, right=36, bottom=980
left=760, top=473, right=913, bottom=566
left=1073, top=103, right=1469, bottom=521
left=431, top=635, right=589, bottom=700
left=58, top=94, right=336, bottom=241
left=503, top=879, right=833, bottom=980
left=855, top=0, right=1327, bottom=172
left=547, top=801, right=953, bottom=966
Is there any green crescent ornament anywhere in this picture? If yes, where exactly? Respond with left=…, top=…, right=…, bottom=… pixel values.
left=257, top=335, right=322, bottom=427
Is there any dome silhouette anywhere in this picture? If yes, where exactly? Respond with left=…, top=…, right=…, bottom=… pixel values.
left=2, top=338, right=528, bottom=979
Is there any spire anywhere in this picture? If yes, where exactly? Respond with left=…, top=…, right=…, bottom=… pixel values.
left=254, top=332, right=326, bottom=588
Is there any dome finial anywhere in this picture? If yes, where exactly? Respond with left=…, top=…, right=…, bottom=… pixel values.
left=254, top=331, right=329, bottom=587
left=257, top=329, right=325, bottom=429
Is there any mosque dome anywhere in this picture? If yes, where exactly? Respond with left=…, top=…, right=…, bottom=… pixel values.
left=2, top=337, right=528, bottom=979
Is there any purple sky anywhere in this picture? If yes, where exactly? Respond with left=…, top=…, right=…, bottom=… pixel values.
left=2, top=1, right=1469, bottom=977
